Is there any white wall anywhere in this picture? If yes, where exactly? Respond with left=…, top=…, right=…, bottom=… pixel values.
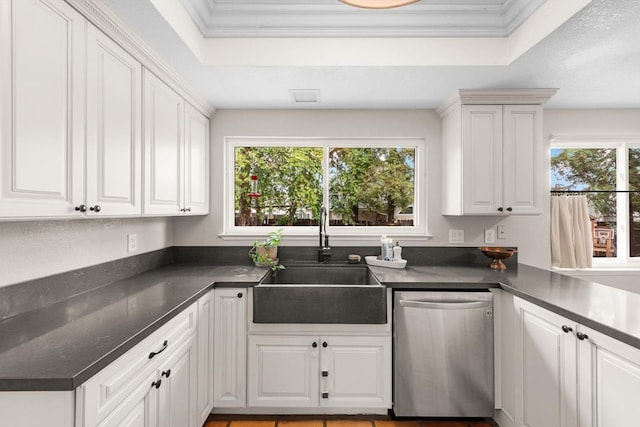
left=173, top=109, right=550, bottom=268
left=4, top=109, right=636, bottom=288
left=0, top=218, right=173, bottom=287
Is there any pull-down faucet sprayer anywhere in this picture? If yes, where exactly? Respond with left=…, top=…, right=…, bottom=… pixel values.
left=318, top=207, right=331, bottom=262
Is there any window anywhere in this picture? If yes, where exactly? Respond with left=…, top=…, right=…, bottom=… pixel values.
left=225, top=137, right=426, bottom=237
left=550, top=138, right=640, bottom=265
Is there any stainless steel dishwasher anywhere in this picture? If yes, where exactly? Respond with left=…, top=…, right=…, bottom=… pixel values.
left=393, top=291, right=494, bottom=417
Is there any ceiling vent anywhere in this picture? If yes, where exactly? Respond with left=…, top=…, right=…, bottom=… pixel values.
left=289, top=89, right=320, bottom=104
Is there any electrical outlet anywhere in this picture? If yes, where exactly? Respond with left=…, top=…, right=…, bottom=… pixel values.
left=497, top=225, right=507, bottom=239
left=484, top=229, right=496, bottom=244
left=448, top=229, right=464, bottom=244
left=127, top=234, right=137, bottom=253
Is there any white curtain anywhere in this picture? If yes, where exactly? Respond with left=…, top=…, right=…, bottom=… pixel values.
left=550, top=195, right=593, bottom=268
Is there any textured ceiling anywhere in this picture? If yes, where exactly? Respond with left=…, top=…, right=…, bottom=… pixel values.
left=101, top=0, right=640, bottom=109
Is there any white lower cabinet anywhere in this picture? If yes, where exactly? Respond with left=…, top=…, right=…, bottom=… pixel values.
left=75, top=298, right=205, bottom=427
left=157, top=337, right=198, bottom=427
left=212, top=288, right=247, bottom=408
left=577, top=325, right=640, bottom=427
left=196, top=291, right=215, bottom=424
left=514, top=297, right=577, bottom=427
left=512, top=297, right=640, bottom=427
left=247, top=334, right=391, bottom=410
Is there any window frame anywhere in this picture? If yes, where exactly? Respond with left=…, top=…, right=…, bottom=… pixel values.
left=550, top=135, right=640, bottom=268
left=223, top=136, right=429, bottom=240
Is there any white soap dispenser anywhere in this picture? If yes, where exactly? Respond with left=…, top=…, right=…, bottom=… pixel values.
left=393, top=242, right=403, bottom=262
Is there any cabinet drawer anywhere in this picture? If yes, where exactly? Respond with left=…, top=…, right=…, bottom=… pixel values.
left=77, top=302, right=197, bottom=427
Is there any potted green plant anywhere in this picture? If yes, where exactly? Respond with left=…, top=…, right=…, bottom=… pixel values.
left=249, top=228, right=285, bottom=271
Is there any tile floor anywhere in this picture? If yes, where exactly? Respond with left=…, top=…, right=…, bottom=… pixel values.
left=204, top=416, right=497, bottom=427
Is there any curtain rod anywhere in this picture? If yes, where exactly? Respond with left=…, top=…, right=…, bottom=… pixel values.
left=550, top=190, right=640, bottom=193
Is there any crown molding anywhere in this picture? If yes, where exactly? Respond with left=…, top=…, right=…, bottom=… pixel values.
left=437, top=88, right=559, bottom=115
left=66, top=0, right=215, bottom=116
left=180, top=0, right=546, bottom=39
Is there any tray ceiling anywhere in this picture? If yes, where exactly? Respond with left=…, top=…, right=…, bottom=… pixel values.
left=179, top=0, right=546, bottom=38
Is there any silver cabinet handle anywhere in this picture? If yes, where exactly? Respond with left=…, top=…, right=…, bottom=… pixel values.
left=398, top=299, right=489, bottom=310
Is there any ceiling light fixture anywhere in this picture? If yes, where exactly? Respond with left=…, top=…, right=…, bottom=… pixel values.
left=339, top=0, right=420, bottom=9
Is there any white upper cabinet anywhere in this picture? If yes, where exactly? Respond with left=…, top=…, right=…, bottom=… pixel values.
left=0, top=0, right=209, bottom=220
left=439, top=89, right=555, bottom=216
left=143, top=70, right=184, bottom=216
left=0, top=0, right=85, bottom=218
left=86, top=24, right=142, bottom=216
left=183, top=103, right=210, bottom=215
left=143, top=70, right=210, bottom=216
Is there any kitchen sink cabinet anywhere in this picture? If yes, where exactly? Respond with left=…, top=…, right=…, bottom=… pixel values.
left=438, top=90, right=554, bottom=216
left=143, top=70, right=210, bottom=216
left=247, top=335, right=319, bottom=407
left=247, top=334, right=391, bottom=410
left=213, top=288, right=247, bottom=408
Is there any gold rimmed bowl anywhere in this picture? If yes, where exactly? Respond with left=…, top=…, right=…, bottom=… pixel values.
left=479, top=247, right=517, bottom=270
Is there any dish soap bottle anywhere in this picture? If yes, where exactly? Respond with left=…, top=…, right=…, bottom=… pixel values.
left=393, top=242, right=403, bottom=262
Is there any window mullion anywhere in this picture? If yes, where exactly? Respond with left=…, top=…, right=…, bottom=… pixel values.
left=617, top=144, right=629, bottom=262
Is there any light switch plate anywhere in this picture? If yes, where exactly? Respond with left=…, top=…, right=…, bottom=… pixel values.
left=449, top=229, right=464, bottom=244
left=484, top=229, right=496, bottom=244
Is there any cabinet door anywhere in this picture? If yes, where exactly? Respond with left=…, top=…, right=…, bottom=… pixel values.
left=196, top=291, right=214, bottom=424
left=213, top=288, right=247, bottom=408
left=86, top=24, right=142, bottom=216
left=577, top=325, right=640, bottom=427
left=515, top=298, right=577, bottom=427
left=182, top=103, right=209, bottom=215
left=461, top=105, right=503, bottom=215
left=320, top=336, right=391, bottom=408
left=143, top=70, right=183, bottom=215
left=502, top=105, right=543, bottom=215
left=96, top=370, right=160, bottom=427
left=494, top=290, right=517, bottom=427
left=0, top=0, right=85, bottom=218
left=247, top=335, right=319, bottom=407
left=158, top=337, right=198, bottom=427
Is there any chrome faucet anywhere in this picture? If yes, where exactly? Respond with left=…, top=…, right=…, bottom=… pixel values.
left=318, top=207, right=331, bottom=262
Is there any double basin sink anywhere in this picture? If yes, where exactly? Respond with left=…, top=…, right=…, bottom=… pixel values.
left=252, top=264, right=387, bottom=324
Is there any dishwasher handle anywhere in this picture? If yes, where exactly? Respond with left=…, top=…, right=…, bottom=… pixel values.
left=398, top=299, right=490, bottom=310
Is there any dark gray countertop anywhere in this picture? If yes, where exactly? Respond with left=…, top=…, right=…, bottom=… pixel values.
left=0, top=264, right=267, bottom=391
left=2, top=261, right=640, bottom=392
left=374, top=264, right=640, bottom=350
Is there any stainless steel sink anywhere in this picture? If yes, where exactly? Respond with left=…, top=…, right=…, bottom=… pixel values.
left=253, top=264, right=387, bottom=324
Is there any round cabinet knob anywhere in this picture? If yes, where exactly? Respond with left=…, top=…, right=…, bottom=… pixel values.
left=322, top=341, right=328, bottom=348
left=151, top=379, right=162, bottom=389
left=576, top=332, right=589, bottom=341
left=506, top=207, right=513, bottom=212
left=237, top=292, right=243, bottom=298
left=75, top=205, right=87, bottom=212
left=562, top=325, right=573, bottom=333
left=312, top=342, right=318, bottom=348
left=161, top=369, right=171, bottom=378
left=497, top=207, right=504, bottom=212
left=179, top=208, right=185, bottom=212
left=185, top=207, right=191, bottom=212
left=90, top=205, right=101, bottom=213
